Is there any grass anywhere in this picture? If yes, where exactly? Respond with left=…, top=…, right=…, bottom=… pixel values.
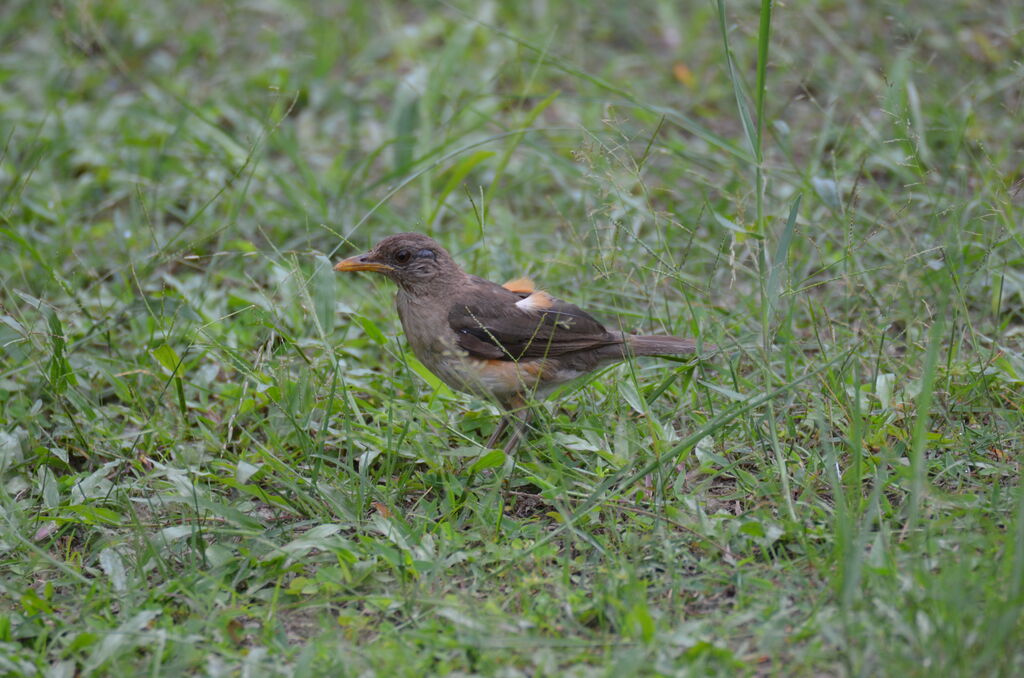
left=1, top=0, right=1023, bottom=675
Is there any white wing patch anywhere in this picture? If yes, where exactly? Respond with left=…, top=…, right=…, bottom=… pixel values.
left=515, top=290, right=554, bottom=312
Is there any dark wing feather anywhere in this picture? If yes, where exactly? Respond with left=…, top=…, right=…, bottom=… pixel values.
left=448, top=276, right=620, bottom=361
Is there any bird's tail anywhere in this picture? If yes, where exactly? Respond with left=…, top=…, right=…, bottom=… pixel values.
left=586, top=334, right=715, bottom=364
left=626, top=334, right=710, bottom=357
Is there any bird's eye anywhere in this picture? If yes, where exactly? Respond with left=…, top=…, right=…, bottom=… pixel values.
left=394, top=250, right=411, bottom=264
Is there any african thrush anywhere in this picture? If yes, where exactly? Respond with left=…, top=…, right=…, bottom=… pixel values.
left=335, top=233, right=712, bottom=453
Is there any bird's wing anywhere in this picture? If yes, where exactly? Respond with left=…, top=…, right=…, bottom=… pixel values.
left=448, top=276, right=619, bottom=361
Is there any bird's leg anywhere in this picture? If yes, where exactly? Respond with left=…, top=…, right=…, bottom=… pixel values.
left=501, top=394, right=532, bottom=455
left=485, top=416, right=511, bottom=449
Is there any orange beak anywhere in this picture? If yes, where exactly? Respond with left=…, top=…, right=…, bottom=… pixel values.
left=333, top=254, right=393, bottom=273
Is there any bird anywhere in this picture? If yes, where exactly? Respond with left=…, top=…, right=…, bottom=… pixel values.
left=334, top=232, right=713, bottom=454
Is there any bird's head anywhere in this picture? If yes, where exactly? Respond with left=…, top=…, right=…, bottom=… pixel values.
left=334, top=233, right=462, bottom=293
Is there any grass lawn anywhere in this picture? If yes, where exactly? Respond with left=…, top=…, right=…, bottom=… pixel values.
left=2, top=0, right=1023, bottom=675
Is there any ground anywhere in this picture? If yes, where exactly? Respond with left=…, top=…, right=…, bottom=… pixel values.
left=1, top=0, right=1022, bottom=675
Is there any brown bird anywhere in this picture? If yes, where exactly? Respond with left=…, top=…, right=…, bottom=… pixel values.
left=335, top=233, right=712, bottom=453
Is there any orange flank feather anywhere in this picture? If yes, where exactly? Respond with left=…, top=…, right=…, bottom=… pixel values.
left=501, top=277, right=535, bottom=293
